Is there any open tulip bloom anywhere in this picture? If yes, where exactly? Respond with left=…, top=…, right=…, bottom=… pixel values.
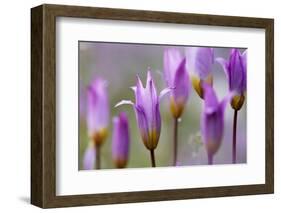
left=163, top=48, right=190, bottom=165
left=115, top=70, right=170, bottom=167
left=186, top=47, right=214, bottom=99
left=112, top=112, right=130, bottom=168
left=87, top=78, right=110, bottom=169
left=216, top=49, right=247, bottom=163
left=201, top=84, right=229, bottom=165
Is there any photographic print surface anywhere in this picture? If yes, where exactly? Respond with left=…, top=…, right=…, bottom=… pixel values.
left=79, top=42, right=247, bottom=170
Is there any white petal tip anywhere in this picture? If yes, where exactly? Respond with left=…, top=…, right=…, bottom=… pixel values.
left=130, top=86, right=136, bottom=92
left=115, top=100, right=134, bottom=108
left=159, top=87, right=173, bottom=100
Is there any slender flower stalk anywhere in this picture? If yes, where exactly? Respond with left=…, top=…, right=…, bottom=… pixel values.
left=164, top=48, right=190, bottom=166
left=232, top=110, right=238, bottom=163
left=112, top=112, right=130, bottom=168
left=217, top=49, right=247, bottom=163
left=150, top=150, right=156, bottom=167
left=87, top=78, right=109, bottom=169
left=201, top=84, right=229, bottom=165
left=173, top=117, right=178, bottom=165
left=186, top=47, right=214, bottom=99
left=116, top=70, right=170, bottom=167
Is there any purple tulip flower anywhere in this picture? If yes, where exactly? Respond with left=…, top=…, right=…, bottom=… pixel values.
left=217, top=49, right=247, bottom=163
left=164, top=48, right=190, bottom=118
left=87, top=78, right=109, bottom=146
left=83, top=146, right=96, bottom=170
left=116, top=70, right=170, bottom=167
left=186, top=47, right=214, bottom=98
left=216, top=49, right=247, bottom=110
left=201, top=84, right=229, bottom=164
left=112, top=112, right=130, bottom=168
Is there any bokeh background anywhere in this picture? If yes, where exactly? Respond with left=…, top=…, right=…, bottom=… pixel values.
left=79, top=42, right=247, bottom=170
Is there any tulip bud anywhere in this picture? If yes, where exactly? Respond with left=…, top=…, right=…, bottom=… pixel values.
left=217, top=49, right=247, bottom=111
left=87, top=78, right=109, bottom=146
left=163, top=48, right=191, bottom=118
left=186, top=47, right=214, bottom=99
left=201, top=84, right=228, bottom=159
left=112, top=112, right=130, bottom=168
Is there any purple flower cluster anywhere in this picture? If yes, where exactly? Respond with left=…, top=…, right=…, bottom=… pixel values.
left=83, top=47, right=247, bottom=169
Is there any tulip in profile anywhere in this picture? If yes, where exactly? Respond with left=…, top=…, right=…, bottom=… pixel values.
left=186, top=47, right=214, bottom=99
left=216, top=49, right=247, bottom=110
left=216, top=49, right=247, bottom=163
left=163, top=48, right=190, bottom=165
left=87, top=78, right=109, bottom=169
left=116, top=70, right=170, bottom=167
left=112, top=112, right=130, bottom=168
left=201, top=84, right=228, bottom=164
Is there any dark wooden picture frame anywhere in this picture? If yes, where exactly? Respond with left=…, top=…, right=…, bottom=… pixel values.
left=31, top=4, right=274, bottom=208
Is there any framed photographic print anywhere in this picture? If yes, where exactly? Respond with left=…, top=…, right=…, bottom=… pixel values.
left=31, top=4, right=274, bottom=208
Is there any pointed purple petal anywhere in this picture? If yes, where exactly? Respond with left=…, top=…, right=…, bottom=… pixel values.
left=154, top=101, right=161, bottom=139
left=147, top=70, right=158, bottom=104
left=141, top=70, right=157, bottom=131
left=163, top=48, right=183, bottom=87
left=87, top=78, right=109, bottom=135
left=159, top=87, right=173, bottom=100
left=202, top=83, right=219, bottom=113
left=83, top=147, right=95, bottom=170
left=186, top=47, right=214, bottom=79
left=216, top=57, right=230, bottom=88
left=186, top=47, right=197, bottom=75
left=194, top=47, right=214, bottom=79
left=172, top=58, right=190, bottom=104
left=201, top=109, right=224, bottom=147
left=229, top=49, right=244, bottom=93
left=112, top=112, right=130, bottom=165
left=201, top=86, right=227, bottom=156
left=135, top=75, right=145, bottom=107
left=87, top=86, right=97, bottom=134
left=135, top=105, right=150, bottom=148
left=241, top=50, right=247, bottom=91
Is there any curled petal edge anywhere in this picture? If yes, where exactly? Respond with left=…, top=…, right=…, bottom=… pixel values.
left=115, top=100, right=134, bottom=108
left=216, top=57, right=229, bottom=80
left=159, top=87, right=173, bottom=100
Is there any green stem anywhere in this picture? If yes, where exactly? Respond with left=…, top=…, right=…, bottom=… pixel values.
left=150, top=149, right=156, bottom=167
left=173, top=118, right=178, bottom=166
left=232, top=110, right=238, bottom=164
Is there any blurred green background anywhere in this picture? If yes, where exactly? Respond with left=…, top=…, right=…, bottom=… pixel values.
left=79, top=42, right=247, bottom=170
